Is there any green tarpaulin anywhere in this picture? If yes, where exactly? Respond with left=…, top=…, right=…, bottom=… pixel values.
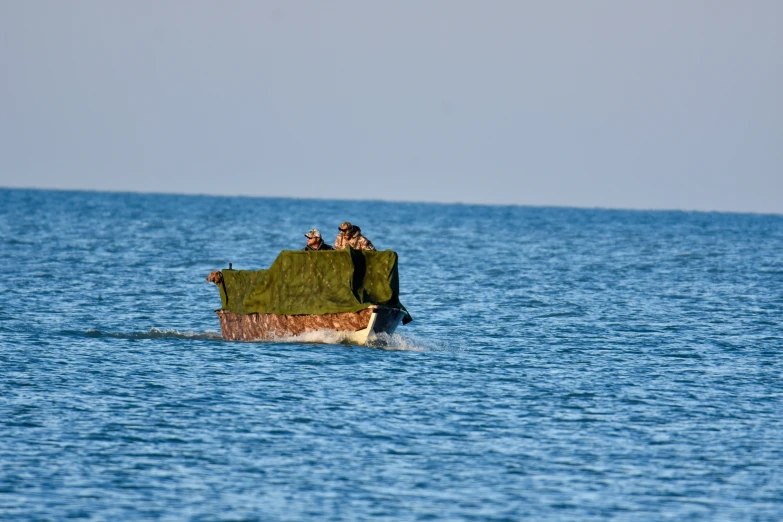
left=217, top=249, right=411, bottom=323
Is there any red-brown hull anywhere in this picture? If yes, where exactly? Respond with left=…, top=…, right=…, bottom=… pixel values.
left=215, top=306, right=406, bottom=344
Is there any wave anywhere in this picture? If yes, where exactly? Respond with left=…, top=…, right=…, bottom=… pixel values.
left=273, top=330, right=437, bottom=352
left=82, top=328, right=224, bottom=341
left=366, top=332, right=430, bottom=352
left=75, top=328, right=441, bottom=351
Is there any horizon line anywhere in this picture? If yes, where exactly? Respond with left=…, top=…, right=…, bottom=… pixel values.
left=1, top=185, right=781, bottom=218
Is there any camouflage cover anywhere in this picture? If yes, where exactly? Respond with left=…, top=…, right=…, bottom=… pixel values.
left=216, top=249, right=411, bottom=322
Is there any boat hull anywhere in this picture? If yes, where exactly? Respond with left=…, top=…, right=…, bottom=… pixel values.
left=215, top=305, right=406, bottom=345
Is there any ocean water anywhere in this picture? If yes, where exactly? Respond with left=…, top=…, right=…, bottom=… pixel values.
left=1, top=188, right=782, bottom=521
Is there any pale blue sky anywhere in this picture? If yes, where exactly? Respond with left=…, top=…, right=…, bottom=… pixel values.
left=1, top=1, right=781, bottom=213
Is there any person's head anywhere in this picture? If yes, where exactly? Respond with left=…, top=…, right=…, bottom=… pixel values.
left=339, top=221, right=354, bottom=238
left=305, top=229, right=322, bottom=245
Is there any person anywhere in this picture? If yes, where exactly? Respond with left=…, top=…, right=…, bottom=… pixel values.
left=302, top=229, right=333, bottom=251
left=334, top=221, right=376, bottom=251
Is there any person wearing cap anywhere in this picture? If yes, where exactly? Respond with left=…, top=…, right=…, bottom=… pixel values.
left=334, top=221, right=376, bottom=251
left=302, top=229, right=333, bottom=251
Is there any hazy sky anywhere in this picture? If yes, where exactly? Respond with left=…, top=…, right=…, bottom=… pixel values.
left=1, top=1, right=781, bottom=213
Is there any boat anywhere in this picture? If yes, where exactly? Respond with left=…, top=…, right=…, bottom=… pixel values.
left=207, top=248, right=412, bottom=345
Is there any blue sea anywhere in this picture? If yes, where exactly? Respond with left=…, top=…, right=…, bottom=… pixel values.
left=1, top=188, right=782, bottom=521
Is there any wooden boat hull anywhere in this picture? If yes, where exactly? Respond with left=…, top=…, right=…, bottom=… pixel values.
left=215, top=305, right=406, bottom=345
